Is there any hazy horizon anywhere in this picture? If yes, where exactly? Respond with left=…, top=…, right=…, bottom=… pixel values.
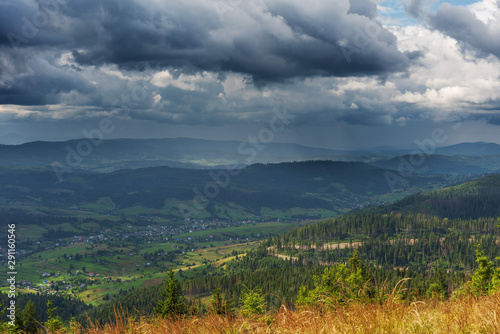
left=1, top=132, right=499, bottom=153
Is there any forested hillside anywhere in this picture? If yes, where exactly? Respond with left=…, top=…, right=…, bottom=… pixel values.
left=384, top=173, right=500, bottom=219
left=0, top=161, right=450, bottom=220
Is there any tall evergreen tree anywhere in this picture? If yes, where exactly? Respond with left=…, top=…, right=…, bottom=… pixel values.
left=44, top=299, right=64, bottom=333
left=209, top=288, right=234, bottom=316
left=155, top=267, right=187, bottom=318
left=22, top=300, right=39, bottom=334
left=240, top=287, right=266, bottom=318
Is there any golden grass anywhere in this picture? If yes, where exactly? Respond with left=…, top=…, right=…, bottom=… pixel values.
left=50, top=292, right=500, bottom=334
left=212, top=254, right=247, bottom=267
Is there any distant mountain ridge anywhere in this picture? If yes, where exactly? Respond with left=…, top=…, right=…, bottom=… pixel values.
left=0, top=137, right=356, bottom=171
left=1, top=137, right=500, bottom=174
left=434, top=141, right=500, bottom=156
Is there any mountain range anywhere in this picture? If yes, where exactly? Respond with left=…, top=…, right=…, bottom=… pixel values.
left=1, top=138, right=500, bottom=174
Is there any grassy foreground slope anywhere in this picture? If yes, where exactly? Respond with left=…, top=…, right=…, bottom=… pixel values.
left=75, top=293, right=500, bottom=333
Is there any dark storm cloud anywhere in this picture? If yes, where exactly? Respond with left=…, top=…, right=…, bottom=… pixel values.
left=0, top=0, right=73, bottom=47
left=404, top=50, right=424, bottom=60
left=0, top=0, right=411, bottom=85
left=486, top=116, right=500, bottom=126
left=404, top=0, right=424, bottom=19
left=428, top=3, right=500, bottom=59
left=348, top=0, right=378, bottom=18
left=0, top=48, right=98, bottom=105
left=467, top=109, right=500, bottom=126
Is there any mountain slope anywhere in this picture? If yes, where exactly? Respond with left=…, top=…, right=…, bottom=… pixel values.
left=83, top=172, right=500, bottom=323
left=385, top=173, right=500, bottom=219
left=434, top=141, right=500, bottom=156
left=369, top=154, right=500, bottom=175
left=262, top=172, right=500, bottom=276
left=0, top=161, right=449, bottom=220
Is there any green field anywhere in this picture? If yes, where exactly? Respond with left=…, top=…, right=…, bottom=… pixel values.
left=10, top=240, right=259, bottom=306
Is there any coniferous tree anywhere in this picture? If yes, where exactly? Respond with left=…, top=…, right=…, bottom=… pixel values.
left=44, top=300, right=64, bottom=333
left=427, top=268, right=449, bottom=299
left=297, top=250, right=372, bottom=307
left=22, top=300, right=39, bottom=334
left=240, top=287, right=266, bottom=318
left=155, top=267, right=187, bottom=318
left=209, top=288, right=234, bottom=316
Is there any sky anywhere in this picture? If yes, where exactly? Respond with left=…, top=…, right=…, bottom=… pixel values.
left=1, top=0, right=500, bottom=149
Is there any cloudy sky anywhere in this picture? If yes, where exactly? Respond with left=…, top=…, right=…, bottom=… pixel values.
left=1, top=0, right=500, bottom=149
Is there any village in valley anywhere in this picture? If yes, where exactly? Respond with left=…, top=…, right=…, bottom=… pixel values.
left=0, top=215, right=306, bottom=303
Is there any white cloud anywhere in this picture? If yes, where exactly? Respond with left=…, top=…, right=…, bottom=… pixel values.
left=151, top=70, right=218, bottom=91
left=468, top=0, right=499, bottom=23
left=389, top=24, right=500, bottom=116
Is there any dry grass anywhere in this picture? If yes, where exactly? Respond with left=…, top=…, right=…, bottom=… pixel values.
left=49, top=292, right=500, bottom=334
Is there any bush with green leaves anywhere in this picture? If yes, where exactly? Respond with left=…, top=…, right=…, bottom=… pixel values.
left=297, top=250, right=373, bottom=307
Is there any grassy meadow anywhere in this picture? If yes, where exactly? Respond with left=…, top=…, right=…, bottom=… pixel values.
left=36, top=292, right=500, bottom=333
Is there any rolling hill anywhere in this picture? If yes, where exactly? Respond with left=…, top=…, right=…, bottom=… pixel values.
left=434, top=141, right=500, bottom=156
left=369, top=154, right=500, bottom=175
left=0, top=161, right=450, bottom=220
left=0, top=138, right=354, bottom=171
left=384, top=173, right=500, bottom=219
